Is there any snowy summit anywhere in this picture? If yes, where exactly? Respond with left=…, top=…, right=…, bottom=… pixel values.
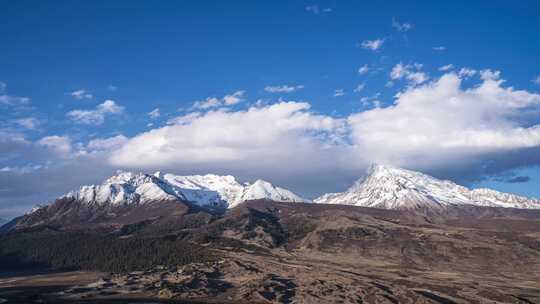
left=314, top=164, right=540, bottom=210
left=63, top=171, right=309, bottom=209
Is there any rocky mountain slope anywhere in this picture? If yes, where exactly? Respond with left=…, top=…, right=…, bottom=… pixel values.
left=315, top=164, right=540, bottom=210
left=2, top=200, right=540, bottom=303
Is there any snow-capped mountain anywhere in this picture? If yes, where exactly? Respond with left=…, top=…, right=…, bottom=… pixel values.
left=63, top=171, right=309, bottom=209
left=240, top=179, right=307, bottom=206
left=314, top=164, right=540, bottom=210
left=0, top=218, right=7, bottom=227
left=63, top=172, right=182, bottom=206
left=157, top=173, right=308, bottom=208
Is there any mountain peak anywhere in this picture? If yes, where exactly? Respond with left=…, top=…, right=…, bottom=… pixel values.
left=64, top=171, right=179, bottom=206
left=365, top=163, right=428, bottom=179
left=240, top=179, right=309, bottom=206
left=316, top=165, right=540, bottom=210
left=61, top=172, right=308, bottom=209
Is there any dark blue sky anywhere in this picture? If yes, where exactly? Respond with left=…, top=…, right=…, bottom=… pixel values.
left=1, top=1, right=540, bottom=217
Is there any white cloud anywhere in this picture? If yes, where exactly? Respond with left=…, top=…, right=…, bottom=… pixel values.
left=480, top=69, right=501, bottom=81
left=167, top=112, right=202, bottom=125
left=14, top=117, right=39, bottom=130
left=0, top=130, right=30, bottom=156
left=305, top=5, right=320, bottom=14
left=264, top=85, right=304, bottom=93
left=109, top=102, right=348, bottom=177
left=69, top=89, right=93, bottom=100
left=392, top=19, right=412, bottom=32
left=305, top=5, right=331, bottom=14
left=458, top=68, right=477, bottom=78
left=432, top=46, right=447, bottom=51
left=148, top=108, right=160, bottom=119
left=390, top=63, right=429, bottom=86
left=192, top=90, right=246, bottom=109
left=192, top=97, right=221, bottom=110
left=439, top=64, right=454, bottom=72
left=67, top=100, right=124, bottom=125
left=107, top=85, right=117, bottom=91
left=334, top=89, right=345, bottom=97
left=360, top=93, right=382, bottom=108
left=0, top=164, right=43, bottom=174
left=360, top=39, right=384, bottom=51
left=38, top=136, right=72, bottom=156
left=353, top=83, right=365, bottom=93
left=348, top=72, right=540, bottom=172
left=86, top=135, right=128, bottom=152
left=358, top=64, right=369, bottom=75
left=223, top=90, right=246, bottom=105
left=0, top=83, right=30, bottom=107
left=0, top=95, right=30, bottom=106
left=533, top=75, right=540, bottom=85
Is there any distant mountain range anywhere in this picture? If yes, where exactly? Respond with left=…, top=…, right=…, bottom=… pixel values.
left=7, top=164, right=540, bottom=232
left=35, top=165, right=540, bottom=214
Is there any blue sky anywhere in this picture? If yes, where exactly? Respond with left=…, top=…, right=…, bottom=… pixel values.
left=1, top=1, right=540, bottom=218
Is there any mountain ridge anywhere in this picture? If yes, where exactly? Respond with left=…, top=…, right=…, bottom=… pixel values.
left=38, top=170, right=309, bottom=213
left=314, top=164, right=540, bottom=210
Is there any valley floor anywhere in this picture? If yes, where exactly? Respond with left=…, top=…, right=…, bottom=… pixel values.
left=1, top=249, right=540, bottom=304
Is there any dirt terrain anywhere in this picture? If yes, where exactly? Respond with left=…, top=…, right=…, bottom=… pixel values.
left=2, top=200, right=540, bottom=303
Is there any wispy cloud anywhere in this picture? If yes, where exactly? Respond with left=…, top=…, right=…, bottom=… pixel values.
left=68, top=89, right=93, bottom=100
left=37, top=135, right=73, bottom=156
left=458, top=67, right=477, bottom=78
left=0, top=95, right=30, bottom=106
left=533, top=75, right=540, bottom=85
left=305, top=5, right=332, bottom=14
left=14, top=117, right=39, bottom=130
left=67, top=100, right=124, bottom=125
left=392, top=18, right=412, bottom=32
left=148, top=108, right=160, bottom=119
left=192, top=90, right=246, bottom=109
left=360, top=39, right=384, bottom=51
left=439, top=64, right=454, bottom=72
left=358, top=64, right=369, bottom=75
left=86, top=135, right=128, bottom=152
left=0, top=82, right=30, bottom=106
left=264, top=85, right=304, bottom=93
left=192, top=97, right=221, bottom=110
left=223, top=90, right=246, bottom=105
left=353, top=83, right=365, bottom=93
left=360, top=92, right=382, bottom=107
left=390, top=63, right=429, bottom=85
left=432, top=46, right=447, bottom=51
left=334, top=89, right=345, bottom=97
